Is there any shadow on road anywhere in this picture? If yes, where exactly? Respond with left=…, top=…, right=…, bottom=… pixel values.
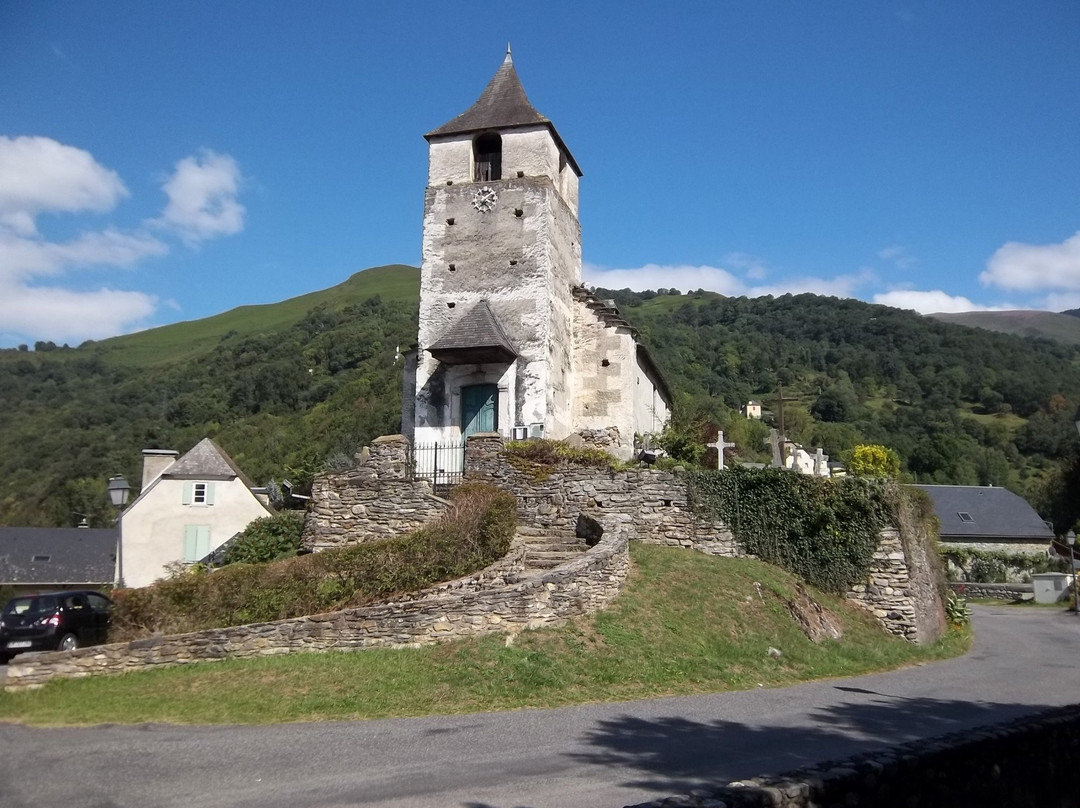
left=571, top=693, right=1053, bottom=794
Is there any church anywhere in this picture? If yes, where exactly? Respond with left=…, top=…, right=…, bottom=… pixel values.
left=401, top=50, right=671, bottom=460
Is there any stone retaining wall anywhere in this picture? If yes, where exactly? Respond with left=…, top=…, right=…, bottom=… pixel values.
left=846, top=520, right=945, bottom=644
left=469, top=435, right=941, bottom=644
left=302, top=435, right=448, bottom=550
left=949, top=581, right=1034, bottom=600
left=466, top=434, right=738, bottom=556
left=627, top=704, right=1080, bottom=808
left=5, top=528, right=629, bottom=691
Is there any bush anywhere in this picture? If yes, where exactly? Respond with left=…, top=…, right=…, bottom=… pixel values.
left=502, top=439, right=624, bottom=480
left=845, top=444, right=901, bottom=478
left=222, top=511, right=306, bottom=565
left=109, top=483, right=517, bottom=640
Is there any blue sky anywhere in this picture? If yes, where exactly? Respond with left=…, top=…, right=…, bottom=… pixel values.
left=2, top=1, right=1079, bottom=347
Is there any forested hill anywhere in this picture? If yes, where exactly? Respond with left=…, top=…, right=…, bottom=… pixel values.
left=2, top=265, right=1079, bottom=527
left=600, top=287, right=1080, bottom=500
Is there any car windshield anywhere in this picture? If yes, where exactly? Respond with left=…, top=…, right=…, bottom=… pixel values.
left=3, top=596, right=59, bottom=616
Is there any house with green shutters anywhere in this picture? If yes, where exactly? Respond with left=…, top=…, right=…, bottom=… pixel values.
left=119, top=438, right=273, bottom=588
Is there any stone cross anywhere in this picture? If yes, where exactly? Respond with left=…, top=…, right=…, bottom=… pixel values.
left=813, top=448, right=828, bottom=477
left=707, top=431, right=737, bottom=470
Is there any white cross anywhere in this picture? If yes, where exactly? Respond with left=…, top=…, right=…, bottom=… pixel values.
left=814, top=448, right=828, bottom=476
left=708, top=431, right=737, bottom=470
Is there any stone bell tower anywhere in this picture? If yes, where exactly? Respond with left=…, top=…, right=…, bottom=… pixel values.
left=403, top=48, right=583, bottom=446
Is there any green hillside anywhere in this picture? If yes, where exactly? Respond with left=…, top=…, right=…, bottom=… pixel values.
left=929, top=310, right=1080, bottom=346
left=83, top=264, right=420, bottom=367
left=2, top=265, right=1079, bottom=528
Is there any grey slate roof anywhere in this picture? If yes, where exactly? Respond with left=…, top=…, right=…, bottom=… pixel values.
left=428, top=301, right=518, bottom=363
left=914, top=485, right=1053, bottom=541
left=426, top=51, right=582, bottom=177
left=164, top=437, right=250, bottom=483
left=0, top=527, right=116, bottom=586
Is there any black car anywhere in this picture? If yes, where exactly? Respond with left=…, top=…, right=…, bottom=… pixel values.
left=0, top=590, right=112, bottom=661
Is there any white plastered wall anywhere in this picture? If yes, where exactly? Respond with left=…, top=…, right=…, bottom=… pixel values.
left=120, top=478, right=272, bottom=588
left=634, top=352, right=671, bottom=439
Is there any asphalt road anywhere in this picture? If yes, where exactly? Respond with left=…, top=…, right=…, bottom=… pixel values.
left=2, top=605, right=1079, bottom=808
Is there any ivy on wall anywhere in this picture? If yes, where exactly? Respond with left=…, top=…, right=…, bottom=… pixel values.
left=941, top=546, right=1067, bottom=583
left=686, top=466, right=894, bottom=594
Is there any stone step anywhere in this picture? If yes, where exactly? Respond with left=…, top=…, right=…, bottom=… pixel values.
left=516, top=526, right=564, bottom=537
left=526, top=550, right=584, bottom=566
left=522, top=541, right=588, bottom=553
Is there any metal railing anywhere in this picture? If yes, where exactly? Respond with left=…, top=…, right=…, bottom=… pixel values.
left=408, top=441, right=468, bottom=493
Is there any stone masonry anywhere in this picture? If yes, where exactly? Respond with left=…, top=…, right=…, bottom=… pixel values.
left=6, top=524, right=630, bottom=690
left=302, top=434, right=448, bottom=550
left=465, top=433, right=739, bottom=556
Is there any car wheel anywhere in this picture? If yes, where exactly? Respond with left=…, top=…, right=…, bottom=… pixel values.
left=57, top=633, right=79, bottom=652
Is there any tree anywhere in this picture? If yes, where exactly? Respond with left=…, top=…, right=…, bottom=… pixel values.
left=845, top=444, right=901, bottom=478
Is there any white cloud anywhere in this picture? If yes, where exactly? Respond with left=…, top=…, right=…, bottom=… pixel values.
left=583, top=262, right=746, bottom=295
left=872, top=289, right=1006, bottom=314
left=583, top=261, right=873, bottom=300
left=0, top=136, right=128, bottom=236
left=153, top=150, right=245, bottom=244
left=748, top=268, right=876, bottom=299
left=1039, top=291, right=1080, bottom=312
left=0, top=138, right=243, bottom=345
left=0, top=228, right=167, bottom=282
left=0, top=282, right=157, bottom=344
left=877, top=244, right=918, bottom=270
left=980, top=231, right=1080, bottom=291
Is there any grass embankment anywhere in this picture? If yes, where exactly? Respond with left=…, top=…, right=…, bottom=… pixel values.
left=111, top=483, right=515, bottom=639
left=0, top=544, right=969, bottom=726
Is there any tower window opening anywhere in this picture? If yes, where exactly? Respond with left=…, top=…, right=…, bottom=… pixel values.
left=473, top=133, right=502, bottom=182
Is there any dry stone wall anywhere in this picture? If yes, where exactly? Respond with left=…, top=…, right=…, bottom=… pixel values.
left=466, top=434, right=738, bottom=556
left=302, top=435, right=448, bottom=550
left=949, top=581, right=1033, bottom=600
left=5, top=528, right=630, bottom=691
left=846, top=526, right=944, bottom=644
left=627, top=704, right=1080, bottom=808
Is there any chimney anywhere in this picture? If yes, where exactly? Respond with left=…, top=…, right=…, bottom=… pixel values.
left=142, top=449, right=179, bottom=489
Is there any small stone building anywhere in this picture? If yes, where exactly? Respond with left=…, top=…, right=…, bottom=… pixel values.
left=401, top=50, right=671, bottom=460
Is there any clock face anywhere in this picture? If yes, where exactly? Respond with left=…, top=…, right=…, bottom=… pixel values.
left=472, top=186, right=498, bottom=213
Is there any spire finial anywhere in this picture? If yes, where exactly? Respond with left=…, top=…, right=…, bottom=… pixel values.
left=505, top=42, right=512, bottom=61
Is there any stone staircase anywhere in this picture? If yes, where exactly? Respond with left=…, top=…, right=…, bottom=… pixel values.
left=515, top=525, right=589, bottom=574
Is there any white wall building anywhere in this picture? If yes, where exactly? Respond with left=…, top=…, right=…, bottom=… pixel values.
left=119, top=439, right=273, bottom=588
left=401, top=50, right=671, bottom=460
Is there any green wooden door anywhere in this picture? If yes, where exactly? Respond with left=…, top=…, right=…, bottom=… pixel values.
left=461, top=384, right=497, bottom=438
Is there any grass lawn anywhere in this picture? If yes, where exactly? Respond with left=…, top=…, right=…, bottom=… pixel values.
left=0, top=544, right=970, bottom=726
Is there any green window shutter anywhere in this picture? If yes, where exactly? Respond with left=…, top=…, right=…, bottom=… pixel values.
left=182, top=482, right=193, bottom=505
left=183, top=525, right=198, bottom=561
left=183, top=525, right=211, bottom=562
left=205, top=482, right=216, bottom=505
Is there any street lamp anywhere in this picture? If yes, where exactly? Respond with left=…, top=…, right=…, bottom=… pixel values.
left=106, top=475, right=131, bottom=588
left=106, top=475, right=131, bottom=511
left=1068, top=531, right=1079, bottom=615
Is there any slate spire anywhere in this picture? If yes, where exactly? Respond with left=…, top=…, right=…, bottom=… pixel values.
left=425, top=51, right=581, bottom=176
left=426, top=50, right=548, bottom=139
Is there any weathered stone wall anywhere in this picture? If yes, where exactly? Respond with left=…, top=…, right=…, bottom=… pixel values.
left=845, top=498, right=945, bottom=645
left=948, top=581, right=1034, bottom=600
left=301, top=435, right=448, bottom=550
left=5, top=528, right=630, bottom=691
left=627, top=704, right=1080, bottom=808
left=465, top=434, right=739, bottom=556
